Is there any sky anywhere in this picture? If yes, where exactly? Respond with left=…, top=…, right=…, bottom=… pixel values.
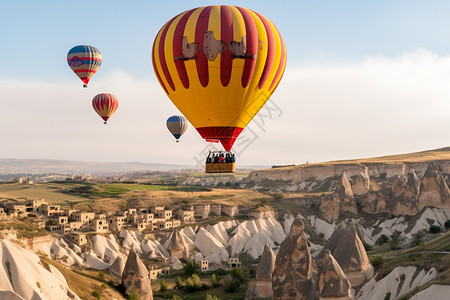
left=1, top=0, right=450, bottom=167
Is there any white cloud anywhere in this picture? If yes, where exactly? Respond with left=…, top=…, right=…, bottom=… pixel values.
left=1, top=49, right=450, bottom=167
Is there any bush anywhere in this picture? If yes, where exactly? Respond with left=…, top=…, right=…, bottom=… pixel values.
left=92, top=290, right=101, bottom=300
left=160, top=279, right=167, bottom=292
left=98, top=271, right=105, bottom=280
left=183, top=259, right=199, bottom=276
left=206, top=294, right=221, bottom=300
left=128, top=290, right=141, bottom=300
left=175, top=276, right=183, bottom=289
left=214, top=268, right=227, bottom=276
left=413, top=232, right=424, bottom=246
left=429, top=225, right=442, bottom=234
left=185, top=274, right=202, bottom=292
left=210, top=273, right=221, bottom=287
left=376, top=234, right=389, bottom=246
left=362, top=240, right=373, bottom=251
left=231, top=268, right=244, bottom=282
left=370, top=255, right=385, bottom=270
left=224, top=278, right=241, bottom=293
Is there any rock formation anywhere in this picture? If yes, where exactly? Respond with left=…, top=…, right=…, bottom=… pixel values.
left=361, top=171, right=420, bottom=215
left=167, top=229, right=189, bottom=259
left=319, top=221, right=373, bottom=286
left=351, top=169, right=370, bottom=196
left=418, top=162, right=450, bottom=210
left=320, top=172, right=357, bottom=222
left=318, top=250, right=352, bottom=300
left=246, top=244, right=276, bottom=299
left=109, top=254, right=125, bottom=277
left=272, top=218, right=319, bottom=300
left=122, top=245, right=153, bottom=300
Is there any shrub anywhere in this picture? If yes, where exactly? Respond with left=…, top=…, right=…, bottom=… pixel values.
left=224, top=278, right=241, bottom=293
left=128, top=290, right=141, bottom=300
left=206, top=294, right=221, bottom=300
left=160, top=279, right=167, bottom=292
left=413, top=232, right=424, bottom=246
left=429, top=225, right=442, bottom=234
left=92, top=290, right=101, bottom=300
left=185, top=274, right=202, bottom=292
left=183, top=259, right=199, bottom=276
left=98, top=271, right=105, bottom=280
left=231, top=268, right=244, bottom=282
left=362, top=240, right=372, bottom=251
left=210, top=273, right=221, bottom=287
left=376, top=234, right=389, bottom=246
left=370, top=255, right=384, bottom=270
left=214, top=268, right=227, bottom=276
left=175, top=276, right=183, bottom=289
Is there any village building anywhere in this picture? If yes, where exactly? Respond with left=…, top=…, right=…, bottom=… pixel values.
left=107, top=215, right=126, bottom=231
left=197, top=259, right=209, bottom=271
left=194, top=204, right=210, bottom=219
left=222, top=205, right=238, bottom=217
left=174, top=209, right=195, bottom=223
left=27, top=199, right=48, bottom=213
left=227, top=257, right=242, bottom=268
left=210, top=203, right=221, bottom=216
left=41, top=203, right=61, bottom=217
left=91, top=218, right=109, bottom=232
left=71, top=212, right=95, bottom=227
left=66, top=232, right=87, bottom=246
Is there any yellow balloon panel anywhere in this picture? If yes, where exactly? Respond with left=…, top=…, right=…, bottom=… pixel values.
left=152, top=5, right=286, bottom=150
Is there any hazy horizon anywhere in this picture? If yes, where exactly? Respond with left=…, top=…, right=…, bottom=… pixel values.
left=2, top=1, right=450, bottom=167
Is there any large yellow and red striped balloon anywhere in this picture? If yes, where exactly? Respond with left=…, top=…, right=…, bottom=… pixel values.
left=152, top=5, right=286, bottom=151
left=92, top=93, right=119, bottom=124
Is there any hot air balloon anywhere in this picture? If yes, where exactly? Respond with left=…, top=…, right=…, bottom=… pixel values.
left=67, top=45, right=102, bottom=87
left=92, top=93, right=118, bottom=124
left=166, top=115, right=188, bottom=142
left=152, top=5, right=286, bottom=151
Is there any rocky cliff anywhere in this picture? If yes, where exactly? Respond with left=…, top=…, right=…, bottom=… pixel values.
left=242, top=152, right=450, bottom=219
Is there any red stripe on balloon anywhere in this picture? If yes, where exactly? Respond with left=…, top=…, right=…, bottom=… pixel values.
left=220, top=5, right=233, bottom=87
left=159, top=17, right=178, bottom=91
left=196, top=126, right=243, bottom=151
left=254, top=12, right=275, bottom=89
left=269, top=27, right=286, bottom=91
left=195, top=6, right=213, bottom=87
left=173, top=8, right=196, bottom=89
left=152, top=28, right=169, bottom=95
left=236, top=7, right=257, bottom=88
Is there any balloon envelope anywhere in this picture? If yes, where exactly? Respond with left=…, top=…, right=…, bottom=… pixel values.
left=92, top=93, right=118, bottom=124
left=67, top=45, right=102, bottom=86
left=152, top=5, right=286, bottom=150
left=167, top=115, right=188, bottom=141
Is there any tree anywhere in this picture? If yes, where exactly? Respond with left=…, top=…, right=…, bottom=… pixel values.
left=413, top=231, right=424, bottom=246
left=389, top=231, right=400, bottom=250
left=370, top=255, right=385, bottom=270
left=224, top=278, right=241, bottom=293
left=160, top=279, right=167, bottom=292
left=429, top=225, right=442, bottom=234
left=231, top=268, right=244, bottom=282
left=376, top=234, right=389, bottom=246
left=175, top=276, right=183, bottom=289
left=210, top=273, right=221, bottom=288
left=183, top=259, right=199, bottom=276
